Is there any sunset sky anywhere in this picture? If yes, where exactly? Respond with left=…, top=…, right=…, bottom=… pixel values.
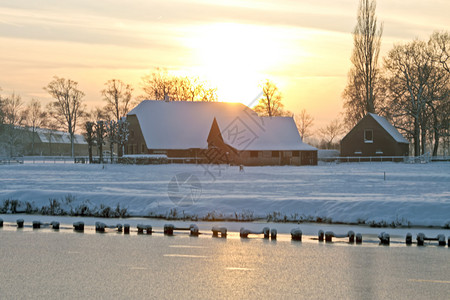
left=1, top=0, right=449, bottom=130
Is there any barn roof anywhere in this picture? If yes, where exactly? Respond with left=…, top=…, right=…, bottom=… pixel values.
left=368, top=113, right=409, bottom=144
left=127, top=100, right=316, bottom=151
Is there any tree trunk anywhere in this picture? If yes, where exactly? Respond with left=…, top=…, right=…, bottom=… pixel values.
left=71, top=133, right=75, bottom=158
left=432, top=128, right=439, bottom=156
left=31, top=128, right=35, bottom=156
left=421, top=127, right=426, bottom=155
left=110, top=142, right=114, bottom=164
left=88, top=144, right=93, bottom=164
left=99, top=143, right=103, bottom=163
left=414, top=119, right=420, bottom=156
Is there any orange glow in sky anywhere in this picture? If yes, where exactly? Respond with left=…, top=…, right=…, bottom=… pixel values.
left=0, top=0, right=449, bottom=130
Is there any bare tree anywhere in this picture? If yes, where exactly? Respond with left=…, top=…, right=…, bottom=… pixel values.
left=384, top=40, right=442, bottom=156
left=1, top=93, right=24, bottom=157
left=429, top=31, right=450, bottom=73
left=318, top=119, right=345, bottom=149
left=343, top=0, right=383, bottom=126
left=424, top=33, right=450, bottom=156
left=117, top=119, right=129, bottom=157
left=95, top=120, right=107, bottom=163
left=141, top=68, right=175, bottom=100
left=295, top=109, right=314, bottom=139
left=22, top=99, right=47, bottom=155
left=253, top=80, right=286, bottom=117
left=88, top=107, right=110, bottom=123
left=84, top=121, right=95, bottom=164
left=44, top=77, right=85, bottom=158
left=0, top=87, right=4, bottom=128
left=141, top=68, right=218, bottom=102
left=101, top=79, right=134, bottom=121
left=106, top=120, right=119, bottom=163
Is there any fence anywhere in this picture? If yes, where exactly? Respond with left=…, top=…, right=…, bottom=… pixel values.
left=2, top=156, right=118, bottom=164
left=319, top=153, right=442, bottom=164
left=0, top=156, right=25, bottom=165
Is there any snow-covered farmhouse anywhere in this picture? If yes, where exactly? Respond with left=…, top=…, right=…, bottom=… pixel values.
left=125, top=100, right=317, bottom=165
left=340, top=113, right=409, bottom=157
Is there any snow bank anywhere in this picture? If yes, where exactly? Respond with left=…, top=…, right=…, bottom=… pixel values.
left=0, top=162, right=449, bottom=227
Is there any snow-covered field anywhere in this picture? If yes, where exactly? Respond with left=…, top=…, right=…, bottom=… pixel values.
left=0, top=162, right=449, bottom=227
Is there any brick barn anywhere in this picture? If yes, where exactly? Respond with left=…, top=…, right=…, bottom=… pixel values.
left=340, top=113, right=409, bottom=157
left=125, top=100, right=317, bottom=166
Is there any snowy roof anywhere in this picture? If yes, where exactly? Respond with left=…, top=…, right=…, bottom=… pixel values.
left=244, top=117, right=317, bottom=151
left=127, top=100, right=316, bottom=151
left=31, top=127, right=87, bottom=144
left=368, top=113, right=409, bottom=144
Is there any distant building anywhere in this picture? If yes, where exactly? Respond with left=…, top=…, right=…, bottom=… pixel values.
left=23, top=127, right=88, bottom=156
left=125, top=100, right=317, bottom=165
left=340, top=113, right=409, bottom=157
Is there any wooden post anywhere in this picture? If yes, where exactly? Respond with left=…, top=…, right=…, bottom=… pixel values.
left=32, top=221, right=41, bottom=229
left=17, top=219, right=24, bottom=228
left=146, top=225, right=152, bottom=235
left=164, top=224, right=174, bottom=236
left=356, top=233, right=362, bottom=244
left=438, top=234, right=446, bottom=246
left=51, top=221, right=60, bottom=230
left=212, top=226, right=227, bottom=238
left=348, top=231, right=355, bottom=243
left=124, top=224, right=130, bottom=234
left=95, top=222, right=106, bottom=232
left=73, top=221, right=84, bottom=232
left=263, top=227, right=270, bottom=239
left=318, top=230, right=324, bottom=242
left=291, top=228, right=302, bottom=241
left=117, top=224, right=123, bottom=232
left=325, top=231, right=334, bottom=242
left=405, top=233, right=412, bottom=245
left=190, top=224, right=199, bottom=236
left=0, top=218, right=3, bottom=227
left=417, top=233, right=425, bottom=246
left=270, top=229, right=277, bottom=240
left=212, top=228, right=219, bottom=237
left=137, top=224, right=145, bottom=234
left=378, top=232, right=390, bottom=245
left=240, top=228, right=249, bottom=238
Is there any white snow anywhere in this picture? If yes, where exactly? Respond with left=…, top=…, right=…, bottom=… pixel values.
left=0, top=162, right=449, bottom=227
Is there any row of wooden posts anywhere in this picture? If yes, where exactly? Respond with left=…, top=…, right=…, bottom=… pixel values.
left=1, top=218, right=448, bottom=246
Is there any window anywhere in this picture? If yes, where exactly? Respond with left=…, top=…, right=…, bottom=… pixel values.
left=292, top=151, right=300, bottom=157
left=250, top=151, right=258, bottom=158
left=364, top=129, right=373, bottom=143
left=272, top=151, right=279, bottom=157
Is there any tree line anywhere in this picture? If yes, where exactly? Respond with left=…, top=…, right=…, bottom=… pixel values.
left=0, top=70, right=224, bottom=158
left=343, top=0, right=450, bottom=156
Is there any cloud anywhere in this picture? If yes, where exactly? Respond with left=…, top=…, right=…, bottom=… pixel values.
left=0, top=0, right=448, bottom=49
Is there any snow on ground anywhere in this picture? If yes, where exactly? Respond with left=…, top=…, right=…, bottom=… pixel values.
left=0, top=162, right=449, bottom=227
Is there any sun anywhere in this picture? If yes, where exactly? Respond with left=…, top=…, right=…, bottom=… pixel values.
left=181, top=22, right=304, bottom=104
